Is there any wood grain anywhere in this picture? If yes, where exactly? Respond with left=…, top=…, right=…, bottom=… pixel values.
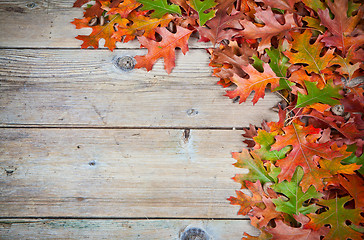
left=0, top=219, right=259, bottom=240
left=0, top=49, right=280, bottom=127
left=0, top=128, right=250, bottom=218
left=0, top=0, right=212, bottom=49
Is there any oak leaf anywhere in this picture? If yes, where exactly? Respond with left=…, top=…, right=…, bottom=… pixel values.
left=271, top=122, right=343, bottom=191
left=72, top=14, right=129, bottom=51
left=296, top=80, right=343, bottom=108
left=187, top=0, right=217, bottom=26
left=228, top=180, right=266, bottom=215
left=255, top=0, right=298, bottom=12
left=272, top=167, right=322, bottom=215
left=318, top=0, right=364, bottom=54
left=253, top=129, right=290, bottom=163
left=197, top=9, right=244, bottom=45
left=113, top=12, right=173, bottom=42
left=266, top=45, right=292, bottom=91
left=238, top=7, right=299, bottom=53
left=226, top=62, right=280, bottom=105
left=250, top=196, right=282, bottom=227
left=137, top=0, right=181, bottom=18
left=105, top=0, right=141, bottom=17
left=305, top=196, right=364, bottom=240
left=208, top=40, right=256, bottom=82
left=134, top=26, right=192, bottom=74
left=339, top=174, right=364, bottom=209
left=231, top=149, right=275, bottom=186
left=284, top=30, right=335, bottom=75
left=267, top=220, right=327, bottom=240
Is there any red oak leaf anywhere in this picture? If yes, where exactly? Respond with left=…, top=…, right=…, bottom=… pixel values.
left=73, top=0, right=92, bottom=7
left=134, top=26, right=192, bottom=74
left=271, top=122, right=343, bottom=191
left=208, top=40, right=256, bottom=81
left=238, top=7, right=299, bottom=53
left=318, top=0, right=364, bottom=54
left=197, top=9, right=244, bottom=45
left=267, top=220, right=327, bottom=240
left=226, top=62, right=280, bottom=105
left=255, top=0, right=298, bottom=12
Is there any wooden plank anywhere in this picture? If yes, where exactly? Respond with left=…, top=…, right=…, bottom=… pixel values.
left=0, top=49, right=280, bottom=127
left=0, top=0, right=212, bottom=49
left=0, top=219, right=259, bottom=240
left=0, top=128, right=251, bottom=218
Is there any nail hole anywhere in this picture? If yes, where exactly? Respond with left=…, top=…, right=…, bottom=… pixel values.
left=115, top=56, right=135, bottom=71
left=89, top=161, right=96, bottom=166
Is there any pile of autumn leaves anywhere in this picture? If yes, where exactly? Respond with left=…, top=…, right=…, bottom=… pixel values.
left=72, top=0, right=364, bottom=239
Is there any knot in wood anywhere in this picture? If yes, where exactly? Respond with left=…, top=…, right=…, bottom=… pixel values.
left=181, top=227, right=209, bottom=240
left=26, top=2, right=37, bottom=8
left=116, top=56, right=135, bottom=71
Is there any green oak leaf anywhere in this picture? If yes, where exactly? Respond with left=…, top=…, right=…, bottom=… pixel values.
left=232, top=149, right=274, bottom=185
left=272, top=167, right=322, bottom=215
left=137, top=0, right=181, bottom=18
left=253, top=129, right=291, bottom=163
left=341, top=144, right=364, bottom=175
left=252, top=55, right=264, bottom=72
left=188, top=0, right=217, bottom=26
left=301, top=0, right=325, bottom=12
left=266, top=46, right=292, bottom=90
left=296, top=80, right=343, bottom=108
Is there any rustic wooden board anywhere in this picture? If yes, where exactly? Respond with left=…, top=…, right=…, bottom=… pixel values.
left=0, top=0, right=212, bottom=49
left=0, top=128, right=251, bottom=218
left=0, top=49, right=280, bottom=127
left=0, top=219, right=259, bottom=240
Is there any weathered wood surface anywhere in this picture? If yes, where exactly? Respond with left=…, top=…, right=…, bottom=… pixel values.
left=0, top=49, right=279, bottom=127
left=0, top=219, right=259, bottom=239
left=0, top=0, right=212, bottom=49
left=0, top=0, right=280, bottom=238
left=0, top=128, right=249, bottom=218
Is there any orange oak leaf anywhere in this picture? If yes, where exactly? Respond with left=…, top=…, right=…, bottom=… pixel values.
left=134, top=26, right=192, bottom=74
left=238, top=7, right=299, bottom=53
left=228, top=180, right=266, bottom=215
left=113, top=12, right=173, bottom=42
left=103, top=0, right=141, bottom=17
left=250, top=196, right=282, bottom=227
left=339, top=174, right=364, bottom=209
left=226, top=62, right=280, bottom=105
left=320, top=144, right=359, bottom=175
left=271, top=122, right=343, bottom=191
left=284, top=30, right=335, bottom=76
left=72, top=14, right=129, bottom=51
left=318, top=0, right=364, bottom=54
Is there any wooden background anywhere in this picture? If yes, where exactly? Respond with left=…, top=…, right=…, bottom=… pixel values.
left=0, top=0, right=279, bottom=239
